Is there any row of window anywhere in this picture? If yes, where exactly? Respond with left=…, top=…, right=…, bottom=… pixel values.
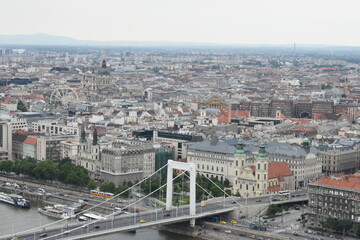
left=197, top=163, right=224, bottom=172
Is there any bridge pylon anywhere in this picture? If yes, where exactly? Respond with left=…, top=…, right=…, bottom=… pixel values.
left=166, top=160, right=196, bottom=226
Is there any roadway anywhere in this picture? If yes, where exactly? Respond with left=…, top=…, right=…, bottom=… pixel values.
left=1, top=191, right=309, bottom=240
left=2, top=201, right=236, bottom=240
left=0, top=177, right=309, bottom=240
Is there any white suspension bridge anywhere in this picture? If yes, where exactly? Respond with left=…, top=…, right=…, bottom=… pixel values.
left=1, top=160, right=242, bottom=240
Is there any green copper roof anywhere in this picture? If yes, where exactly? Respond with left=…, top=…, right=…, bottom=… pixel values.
left=235, top=138, right=246, bottom=157
left=257, top=141, right=267, bottom=159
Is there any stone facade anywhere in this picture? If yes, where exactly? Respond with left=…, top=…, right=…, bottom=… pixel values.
left=100, top=139, right=155, bottom=185
left=308, top=173, right=360, bottom=236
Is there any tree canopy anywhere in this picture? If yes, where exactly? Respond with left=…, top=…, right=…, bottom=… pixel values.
left=266, top=204, right=281, bottom=217
left=0, top=157, right=89, bottom=187
left=17, top=100, right=27, bottom=112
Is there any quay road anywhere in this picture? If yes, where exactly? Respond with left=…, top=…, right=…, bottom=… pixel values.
left=0, top=173, right=308, bottom=211
left=0, top=174, right=154, bottom=212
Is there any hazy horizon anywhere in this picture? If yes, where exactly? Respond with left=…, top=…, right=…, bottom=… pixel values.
left=2, top=0, right=360, bottom=46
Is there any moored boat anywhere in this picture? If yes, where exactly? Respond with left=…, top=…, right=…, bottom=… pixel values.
left=38, top=204, right=76, bottom=219
left=0, top=192, right=31, bottom=208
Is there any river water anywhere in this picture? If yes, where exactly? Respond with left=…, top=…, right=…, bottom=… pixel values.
left=0, top=201, right=199, bottom=240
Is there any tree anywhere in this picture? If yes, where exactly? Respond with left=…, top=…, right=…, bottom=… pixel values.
left=267, top=204, right=281, bottom=217
left=87, top=180, right=97, bottom=190
left=17, top=100, right=27, bottom=112
left=33, top=159, right=59, bottom=181
left=356, top=225, right=360, bottom=238
left=100, top=182, right=116, bottom=193
left=0, top=160, right=13, bottom=173
left=323, top=217, right=338, bottom=231
left=336, top=219, right=351, bottom=233
left=224, top=178, right=230, bottom=187
left=115, top=185, right=130, bottom=198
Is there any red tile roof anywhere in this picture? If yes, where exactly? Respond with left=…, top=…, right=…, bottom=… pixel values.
left=315, top=174, right=360, bottom=191
left=313, top=113, right=328, bottom=120
left=268, top=162, right=293, bottom=179
left=217, top=110, right=250, bottom=123
left=293, top=126, right=316, bottom=131
left=268, top=185, right=281, bottom=192
left=23, top=137, right=37, bottom=146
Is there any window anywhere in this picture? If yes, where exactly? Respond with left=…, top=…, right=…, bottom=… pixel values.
left=258, top=164, right=260, bottom=170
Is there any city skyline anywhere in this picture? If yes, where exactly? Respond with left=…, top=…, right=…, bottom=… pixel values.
left=2, top=0, right=360, bottom=46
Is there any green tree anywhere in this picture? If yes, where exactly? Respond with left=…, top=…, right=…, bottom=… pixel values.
left=336, top=219, right=351, bottom=233
left=33, top=159, right=59, bottom=181
left=0, top=160, right=14, bottom=173
left=17, top=100, right=27, bottom=112
left=356, top=225, right=360, bottom=238
left=87, top=179, right=97, bottom=190
left=323, top=217, right=338, bottom=231
left=115, top=185, right=130, bottom=198
left=224, top=178, right=230, bottom=187
left=267, top=204, right=281, bottom=217
left=100, top=182, right=116, bottom=193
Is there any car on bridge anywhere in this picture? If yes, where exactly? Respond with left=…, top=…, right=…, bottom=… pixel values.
left=163, top=213, right=170, bottom=217
left=279, top=197, right=289, bottom=201
left=231, top=220, right=237, bottom=224
left=220, top=221, right=226, bottom=224
left=39, top=233, right=47, bottom=238
left=140, top=220, right=147, bottom=223
left=201, top=203, right=207, bottom=207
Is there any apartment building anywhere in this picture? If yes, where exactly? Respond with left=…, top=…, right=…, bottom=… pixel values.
left=308, top=173, right=360, bottom=236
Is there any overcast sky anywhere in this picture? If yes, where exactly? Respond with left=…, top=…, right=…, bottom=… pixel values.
left=2, top=0, right=360, bottom=46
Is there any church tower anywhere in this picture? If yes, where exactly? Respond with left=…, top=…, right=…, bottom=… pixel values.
left=255, top=142, right=268, bottom=196
left=233, top=138, right=246, bottom=195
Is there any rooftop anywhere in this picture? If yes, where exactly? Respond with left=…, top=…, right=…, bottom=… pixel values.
left=314, top=173, right=360, bottom=191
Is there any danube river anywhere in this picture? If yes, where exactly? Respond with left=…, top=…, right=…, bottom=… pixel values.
left=0, top=201, right=199, bottom=240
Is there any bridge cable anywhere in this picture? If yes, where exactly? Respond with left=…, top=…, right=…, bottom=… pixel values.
left=41, top=170, right=186, bottom=240
left=197, top=169, right=243, bottom=206
left=4, top=163, right=169, bottom=239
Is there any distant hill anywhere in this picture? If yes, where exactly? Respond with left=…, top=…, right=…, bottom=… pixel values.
left=0, top=33, right=360, bottom=50
left=0, top=33, right=222, bottom=47
left=0, top=33, right=79, bottom=46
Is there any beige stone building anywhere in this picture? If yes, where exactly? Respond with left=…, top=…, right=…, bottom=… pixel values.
left=100, top=139, right=155, bottom=185
left=233, top=140, right=295, bottom=197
